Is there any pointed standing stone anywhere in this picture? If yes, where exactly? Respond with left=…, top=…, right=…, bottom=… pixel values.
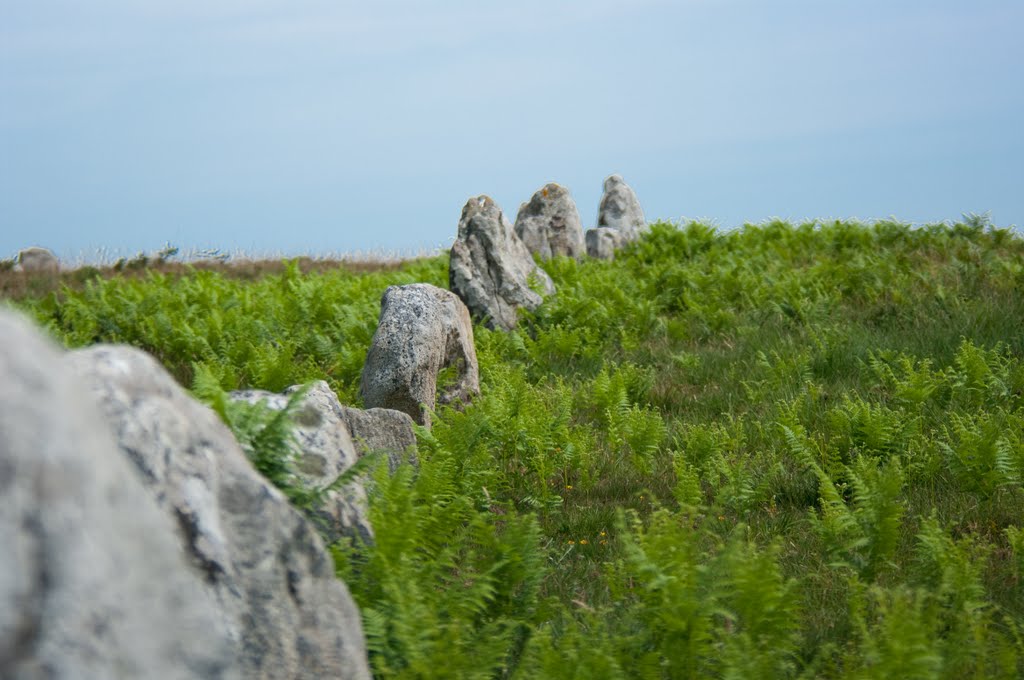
left=597, top=174, right=646, bottom=241
left=449, top=195, right=554, bottom=330
left=514, top=183, right=585, bottom=259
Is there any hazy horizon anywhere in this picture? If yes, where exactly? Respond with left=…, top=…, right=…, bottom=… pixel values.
left=3, top=1, right=1022, bottom=262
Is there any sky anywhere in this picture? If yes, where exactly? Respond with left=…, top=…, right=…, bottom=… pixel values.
left=2, top=0, right=1022, bottom=262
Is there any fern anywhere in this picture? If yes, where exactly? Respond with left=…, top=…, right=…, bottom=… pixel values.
left=847, top=586, right=943, bottom=679
left=939, top=410, right=1022, bottom=495
left=606, top=403, right=666, bottom=475
left=786, top=424, right=906, bottom=578
left=341, top=443, right=546, bottom=678
left=192, top=367, right=324, bottom=510
left=906, top=517, right=1022, bottom=676
left=604, top=510, right=799, bottom=678
left=1006, top=526, right=1024, bottom=582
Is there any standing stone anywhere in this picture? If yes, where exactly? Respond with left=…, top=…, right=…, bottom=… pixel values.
left=66, top=345, right=372, bottom=680
left=514, top=183, right=585, bottom=259
left=449, top=195, right=555, bottom=330
left=597, top=174, right=646, bottom=241
left=15, top=247, right=59, bottom=274
left=229, top=381, right=374, bottom=544
left=585, top=227, right=624, bottom=260
left=0, top=310, right=237, bottom=680
left=360, top=283, right=480, bottom=428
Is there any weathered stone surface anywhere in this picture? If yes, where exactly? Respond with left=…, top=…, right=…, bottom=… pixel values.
left=450, top=195, right=555, bottom=330
left=15, top=247, right=59, bottom=274
left=340, top=405, right=418, bottom=472
left=0, top=310, right=237, bottom=680
left=597, top=174, right=646, bottom=241
left=514, top=183, right=585, bottom=259
left=230, top=381, right=374, bottom=544
left=585, top=227, right=624, bottom=260
left=361, top=283, right=479, bottom=427
left=66, top=345, right=372, bottom=680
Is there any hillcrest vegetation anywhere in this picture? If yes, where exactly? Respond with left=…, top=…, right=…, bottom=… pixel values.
left=7, top=217, right=1024, bottom=678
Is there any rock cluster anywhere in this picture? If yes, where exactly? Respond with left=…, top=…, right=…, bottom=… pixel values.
left=514, top=183, right=585, bottom=259
left=360, top=283, right=480, bottom=427
left=1, top=310, right=373, bottom=680
left=449, top=195, right=555, bottom=331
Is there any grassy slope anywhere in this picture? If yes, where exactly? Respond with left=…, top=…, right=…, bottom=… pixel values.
left=7, top=218, right=1024, bottom=678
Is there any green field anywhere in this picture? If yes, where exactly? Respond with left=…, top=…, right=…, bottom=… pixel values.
left=8, top=217, right=1024, bottom=678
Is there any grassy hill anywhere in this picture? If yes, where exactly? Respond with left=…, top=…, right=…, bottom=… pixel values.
left=7, top=218, right=1024, bottom=678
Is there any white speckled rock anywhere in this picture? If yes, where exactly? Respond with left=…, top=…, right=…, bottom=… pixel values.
left=360, top=283, right=480, bottom=427
left=0, top=310, right=237, bottom=680
left=514, top=183, right=585, bottom=259
left=585, top=227, right=624, bottom=260
left=450, top=195, right=554, bottom=330
left=229, top=381, right=374, bottom=544
left=66, top=345, right=372, bottom=680
left=597, top=175, right=646, bottom=241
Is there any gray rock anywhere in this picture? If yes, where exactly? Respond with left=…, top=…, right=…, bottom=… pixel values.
left=360, top=283, right=479, bottom=428
left=597, top=174, right=646, bottom=241
left=15, top=247, right=59, bottom=274
left=585, top=227, right=624, bottom=260
left=229, top=381, right=374, bottom=545
left=0, top=310, right=237, bottom=680
left=340, top=405, right=418, bottom=472
left=66, top=345, right=372, bottom=680
left=514, top=183, right=585, bottom=259
left=449, top=195, right=555, bottom=330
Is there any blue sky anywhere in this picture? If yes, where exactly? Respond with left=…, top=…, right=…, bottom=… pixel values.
left=2, top=0, right=1022, bottom=261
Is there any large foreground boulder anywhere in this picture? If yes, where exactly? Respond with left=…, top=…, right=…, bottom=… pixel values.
left=361, top=283, right=480, bottom=427
left=449, top=195, right=555, bottom=330
left=1, top=311, right=236, bottom=679
left=15, top=246, right=59, bottom=274
left=66, top=345, right=372, bottom=680
left=514, top=183, right=585, bottom=259
left=597, top=174, right=646, bottom=241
